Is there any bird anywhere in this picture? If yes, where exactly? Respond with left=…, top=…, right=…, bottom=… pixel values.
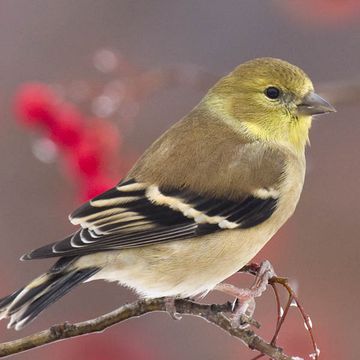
left=0, top=57, right=335, bottom=330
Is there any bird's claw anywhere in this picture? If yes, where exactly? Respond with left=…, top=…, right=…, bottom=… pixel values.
left=165, top=297, right=182, bottom=320
left=229, top=297, right=256, bottom=328
left=251, top=260, right=276, bottom=296
left=215, top=260, right=276, bottom=328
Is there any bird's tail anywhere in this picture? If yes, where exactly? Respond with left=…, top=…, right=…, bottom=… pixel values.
left=0, top=260, right=99, bottom=330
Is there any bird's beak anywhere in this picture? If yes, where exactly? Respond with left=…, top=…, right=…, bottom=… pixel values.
left=297, top=92, right=336, bottom=116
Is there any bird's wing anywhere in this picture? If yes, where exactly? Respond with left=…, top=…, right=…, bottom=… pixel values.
left=22, top=178, right=279, bottom=259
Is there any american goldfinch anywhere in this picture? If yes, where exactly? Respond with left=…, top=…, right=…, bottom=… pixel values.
left=0, top=58, right=335, bottom=330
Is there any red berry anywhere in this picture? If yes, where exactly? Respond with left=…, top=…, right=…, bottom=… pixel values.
left=15, top=83, right=58, bottom=128
left=63, top=118, right=122, bottom=183
left=50, top=104, right=85, bottom=148
left=71, top=140, right=103, bottom=178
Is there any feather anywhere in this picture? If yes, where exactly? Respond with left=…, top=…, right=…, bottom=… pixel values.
left=22, top=180, right=278, bottom=259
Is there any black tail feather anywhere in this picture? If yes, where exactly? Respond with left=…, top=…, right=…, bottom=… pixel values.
left=1, top=266, right=99, bottom=330
left=17, top=268, right=99, bottom=328
left=0, top=288, right=25, bottom=310
left=7, top=279, right=54, bottom=316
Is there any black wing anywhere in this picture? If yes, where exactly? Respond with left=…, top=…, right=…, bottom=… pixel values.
left=22, top=179, right=278, bottom=259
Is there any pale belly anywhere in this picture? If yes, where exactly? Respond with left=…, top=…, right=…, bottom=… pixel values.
left=80, top=217, right=286, bottom=298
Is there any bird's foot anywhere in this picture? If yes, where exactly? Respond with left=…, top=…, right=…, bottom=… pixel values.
left=164, top=297, right=182, bottom=320
left=231, top=297, right=256, bottom=328
left=214, top=283, right=256, bottom=328
left=251, top=260, right=276, bottom=296
left=215, top=260, right=275, bottom=328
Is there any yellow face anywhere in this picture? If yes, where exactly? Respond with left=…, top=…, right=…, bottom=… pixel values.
left=207, top=57, right=334, bottom=152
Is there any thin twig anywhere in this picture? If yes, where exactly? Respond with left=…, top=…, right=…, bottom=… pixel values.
left=0, top=298, right=293, bottom=360
left=240, top=265, right=319, bottom=360
left=271, top=283, right=282, bottom=340
left=274, top=279, right=319, bottom=360
left=271, top=291, right=293, bottom=346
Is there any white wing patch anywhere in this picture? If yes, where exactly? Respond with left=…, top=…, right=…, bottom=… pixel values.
left=146, top=185, right=239, bottom=229
left=90, top=196, right=142, bottom=207
left=252, top=187, right=280, bottom=199
left=69, top=208, right=127, bottom=226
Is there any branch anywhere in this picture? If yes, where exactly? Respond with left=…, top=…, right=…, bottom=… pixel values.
left=0, top=298, right=293, bottom=360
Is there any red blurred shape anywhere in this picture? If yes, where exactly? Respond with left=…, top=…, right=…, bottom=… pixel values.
left=15, top=79, right=137, bottom=202
left=66, top=118, right=122, bottom=180
left=51, top=104, right=85, bottom=148
left=58, top=332, right=158, bottom=360
left=282, top=0, right=360, bottom=25
left=15, top=83, right=58, bottom=127
left=70, top=139, right=104, bottom=178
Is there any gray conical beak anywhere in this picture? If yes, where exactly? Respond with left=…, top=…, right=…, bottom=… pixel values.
left=297, top=92, right=336, bottom=116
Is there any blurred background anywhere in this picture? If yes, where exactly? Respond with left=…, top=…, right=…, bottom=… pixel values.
left=1, top=0, right=360, bottom=359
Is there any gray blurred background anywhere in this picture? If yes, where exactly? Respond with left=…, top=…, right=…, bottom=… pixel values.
left=0, top=1, right=359, bottom=359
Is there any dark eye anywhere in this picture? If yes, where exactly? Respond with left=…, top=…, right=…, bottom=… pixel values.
left=265, top=87, right=281, bottom=100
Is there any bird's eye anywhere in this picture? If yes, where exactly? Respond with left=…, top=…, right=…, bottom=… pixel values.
left=265, top=87, right=281, bottom=100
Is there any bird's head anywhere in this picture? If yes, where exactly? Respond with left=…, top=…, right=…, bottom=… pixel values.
left=205, top=57, right=335, bottom=153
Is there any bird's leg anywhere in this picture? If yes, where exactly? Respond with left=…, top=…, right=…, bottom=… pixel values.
left=214, top=283, right=256, bottom=327
left=215, top=260, right=275, bottom=327
left=164, top=297, right=182, bottom=320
